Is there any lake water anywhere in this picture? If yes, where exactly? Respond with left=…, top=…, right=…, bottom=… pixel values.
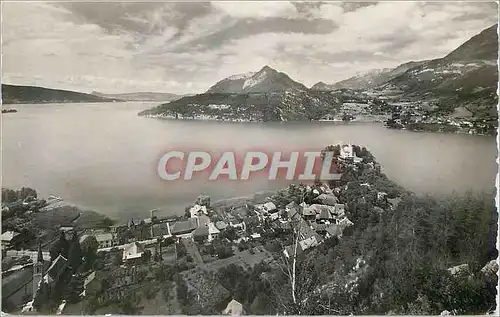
left=1, top=102, right=497, bottom=220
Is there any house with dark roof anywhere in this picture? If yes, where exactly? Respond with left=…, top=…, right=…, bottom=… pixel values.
left=317, top=207, right=334, bottom=222
left=192, top=226, right=209, bottom=242
left=283, top=218, right=323, bottom=258
left=285, top=202, right=302, bottom=221
left=44, top=254, right=69, bottom=284
left=197, top=214, right=211, bottom=227
left=152, top=223, right=171, bottom=238
left=311, top=222, right=328, bottom=233
left=302, top=205, right=317, bottom=221
left=170, top=218, right=198, bottom=236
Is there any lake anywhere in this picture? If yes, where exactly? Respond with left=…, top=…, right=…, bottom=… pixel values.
left=1, top=102, right=497, bottom=220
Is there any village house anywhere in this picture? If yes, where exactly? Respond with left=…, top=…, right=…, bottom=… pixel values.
left=192, top=225, right=210, bottom=242
left=80, top=232, right=116, bottom=249
left=170, top=218, right=198, bottom=237
left=284, top=201, right=302, bottom=221
left=229, top=221, right=246, bottom=231
left=207, top=222, right=220, bottom=242
left=215, top=220, right=228, bottom=231
left=189, top=204, right=208, bottom=218
left=197, top=214, right=211, bottom=227
left=254, top=202, right=277, bottom=218
left=122, top=242, right=145, bottom=261
left=127, top=218, right=142, bottom=229
left=325, top=224, right=342, bottom=238
left=334, top=204, right=346, bottom=218
left=250, top=233, right=261, bottom=240
left=1, top=231, right=19, bottom=251
left=302, top=205, right=317, bottom=221
left=151, top=222, right=172, bottom=238
left=223, top=299, right=244, bottom=316
left=262, top=202, right=277, bottom=214
left=283, top=218, right=323, bottom=258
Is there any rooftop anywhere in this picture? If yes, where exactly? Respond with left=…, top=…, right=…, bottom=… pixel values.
left=171, top=218, right=198, bottom=235
left=0, top=231, right=19, bottom=242
left=193, top=225, right=209, bottom=237
left=46, top=254, right=68, bottom=281
left=95, top=233, right=113, bottom=242
left=215, top=221, right=228, bottom=230
left=123, top=242, right=145, bottom=260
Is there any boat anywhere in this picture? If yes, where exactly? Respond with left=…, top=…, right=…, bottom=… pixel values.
left=1, top=109, right=17, bottom=114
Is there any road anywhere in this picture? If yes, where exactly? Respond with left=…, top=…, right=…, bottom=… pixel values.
left=181, top=238, right=206, bottom=269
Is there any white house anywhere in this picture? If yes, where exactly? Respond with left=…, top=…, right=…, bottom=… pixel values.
left=223, top=299, right=243, bottom=316
left=340, top=145, right=354, bottom=159
left=1, top=231, right=19, bottom=250
left=189, top=204, right=208, bottom=218
left=207, top=222, right=220, bottom=242
left=122, top=242, right=145, bottom=261
left=95, top=233, right=114, bottom=248
left=256, top=202, right=277, bottom=214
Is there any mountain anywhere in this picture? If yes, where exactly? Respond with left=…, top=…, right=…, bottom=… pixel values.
left=311, top=61, right=428, bottom=91
left=384, top=24, right=498, bottom=116
left=91, top=91, right=182, bottom=102
left=207, top=65, right=308, bottom=94
left=1, top=84, right=117, bottom=104
left=138, top=89, right=343, bottom=122
left=139, top=65, right=344, bottom=121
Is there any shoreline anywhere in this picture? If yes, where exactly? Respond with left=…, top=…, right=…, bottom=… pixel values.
left=141, top=114, right=494, bottom=136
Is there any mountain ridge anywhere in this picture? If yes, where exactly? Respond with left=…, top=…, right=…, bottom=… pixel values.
left=91, top=91, right=183, bottom=102
left=1, top=84, right=118, bottom=104
left=311, top=61, right=428, bottom=91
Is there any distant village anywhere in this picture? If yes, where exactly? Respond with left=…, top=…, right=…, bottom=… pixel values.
left=2, top=144, right=408, bottom=315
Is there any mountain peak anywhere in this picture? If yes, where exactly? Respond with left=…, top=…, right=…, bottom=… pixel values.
left=259, top=65, right=276, bottom=73
left=206, top=65, right=307, bottom=94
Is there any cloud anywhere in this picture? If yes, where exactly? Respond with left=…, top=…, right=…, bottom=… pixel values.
left=211, top=1, right=298, bottom=19
left=2, top=1, right=497, bottom=94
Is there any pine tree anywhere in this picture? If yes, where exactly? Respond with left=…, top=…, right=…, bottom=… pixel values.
left=68, top=232, right=82, bottom=272
left=50, top=231, right=69, bottom=260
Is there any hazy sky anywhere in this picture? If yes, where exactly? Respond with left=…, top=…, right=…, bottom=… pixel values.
left=2, top=1, right=497, bottom=94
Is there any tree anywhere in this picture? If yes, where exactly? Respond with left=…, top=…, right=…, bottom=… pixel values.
left=143, top=249, right=152, bottom=262
left=119, top=295, right=142, bottom=314
left=19, top=187, right=37, bottom=200
left=215, top=244, right=234, bottom=259
left=100, top=217, right=114, bottom=227
left=68, top=232, right=82, bottom=272
left=81, top=236, right=99, bottom=271
left=64, top=274, right=84, bottom=303
left=12, top=228, right=36, bottom=249
left=1, top=188, right=18, bottom=203
left=196, top=195, right=211, bottom=207
left=220, top=226, right=237, bottom=241
left=176, top=240, right=187, bottom=258
left=113, top=252, right=123, bottom=266
left=50, top=231, right=70, bottom=260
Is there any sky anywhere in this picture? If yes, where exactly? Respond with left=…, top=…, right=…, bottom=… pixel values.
left=2, top=1, right=498, bottom=95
